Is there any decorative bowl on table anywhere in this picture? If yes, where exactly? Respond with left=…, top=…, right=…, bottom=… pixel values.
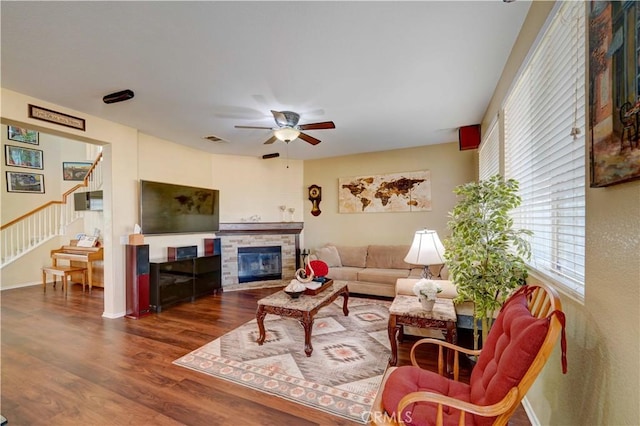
left=284, top=290, right=304, bottom=299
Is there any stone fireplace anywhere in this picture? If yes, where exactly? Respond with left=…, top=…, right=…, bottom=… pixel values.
left=216, top=222, right=303, bottom=287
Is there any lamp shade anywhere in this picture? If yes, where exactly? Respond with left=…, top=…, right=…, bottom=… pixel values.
left=404, top=229, right=445, bottom=266
left=273, top=127, right=300, bottom=142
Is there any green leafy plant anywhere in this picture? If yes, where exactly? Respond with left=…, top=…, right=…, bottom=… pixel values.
left=443, top=174, right=532, bottom=350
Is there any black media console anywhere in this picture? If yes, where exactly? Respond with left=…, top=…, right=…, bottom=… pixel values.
left=149, top=254, right=221, bottom=312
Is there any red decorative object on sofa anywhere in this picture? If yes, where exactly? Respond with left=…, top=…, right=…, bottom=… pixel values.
left=306, top=259, right=329, bottom=278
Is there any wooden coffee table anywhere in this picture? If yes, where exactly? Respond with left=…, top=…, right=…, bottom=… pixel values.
left=388, top=295, right=457, bottom=367
left=256, top=281, right=349, bottom=356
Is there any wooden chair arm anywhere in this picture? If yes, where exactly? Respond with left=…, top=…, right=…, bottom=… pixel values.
left=410, top=338, right=482, bottom=359
left=409, top=338, right=482, bottom=381
left=396, top=387, right=520, bottom=426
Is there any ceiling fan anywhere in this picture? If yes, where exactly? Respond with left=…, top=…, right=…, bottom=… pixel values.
left=235, top=110, right=335, bottom=145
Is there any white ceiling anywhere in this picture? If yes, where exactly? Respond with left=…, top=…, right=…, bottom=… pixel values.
left=1, top=1, right=531, bottom=160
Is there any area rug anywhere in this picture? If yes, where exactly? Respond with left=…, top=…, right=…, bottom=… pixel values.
left=173, top=297, right=391, bottom=424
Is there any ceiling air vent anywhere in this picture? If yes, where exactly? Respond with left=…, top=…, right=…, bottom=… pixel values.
left=202, top=135, right=227, bottom=143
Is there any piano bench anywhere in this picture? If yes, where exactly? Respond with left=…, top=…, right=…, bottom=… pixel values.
left=42, top=266, right=88, bottom=295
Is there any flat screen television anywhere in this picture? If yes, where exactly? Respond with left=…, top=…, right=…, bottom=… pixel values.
left=139, top=180, right=219, bottom=235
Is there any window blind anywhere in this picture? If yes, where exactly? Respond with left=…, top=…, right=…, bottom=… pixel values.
left=503, top=1, right=586, bottom=297
left=478, top=119, right=500, bottom=181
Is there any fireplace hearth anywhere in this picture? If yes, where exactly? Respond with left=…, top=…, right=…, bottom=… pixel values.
left=238, top=246, right=282, bottom=283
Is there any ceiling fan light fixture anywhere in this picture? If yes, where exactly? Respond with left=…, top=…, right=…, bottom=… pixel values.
left=274, top=127, right=300, bottom=142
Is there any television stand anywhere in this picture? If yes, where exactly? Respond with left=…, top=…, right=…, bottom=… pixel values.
left=149, top=254, right=221, bottom=312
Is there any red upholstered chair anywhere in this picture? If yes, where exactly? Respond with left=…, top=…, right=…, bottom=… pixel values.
left=371, top=282, right=567, bottom=426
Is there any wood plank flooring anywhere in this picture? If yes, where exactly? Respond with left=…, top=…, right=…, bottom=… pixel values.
left=0, top=283, right=531, bottom=425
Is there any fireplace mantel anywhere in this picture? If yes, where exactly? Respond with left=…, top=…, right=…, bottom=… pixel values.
left=217, top=222, right=303, bottom=236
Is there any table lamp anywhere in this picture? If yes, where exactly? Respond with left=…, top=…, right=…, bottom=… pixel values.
left=404, top=229, right=445, bottom=279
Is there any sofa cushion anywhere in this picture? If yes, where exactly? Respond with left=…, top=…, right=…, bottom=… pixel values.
left=315, top=245, right=342, bottom=267
left=335, top=245, right=368, bottom=268
left=326, top=266, right=363, bottom=281
left=358, top=268, right=411, bottom=285
left=366, top=245, right=414, bottom=269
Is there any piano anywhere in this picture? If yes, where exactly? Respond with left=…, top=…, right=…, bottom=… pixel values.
left=51, top=241, right=104, bottom=289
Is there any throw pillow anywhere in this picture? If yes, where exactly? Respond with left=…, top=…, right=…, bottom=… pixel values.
left=314, top=245, right=342, bottom=267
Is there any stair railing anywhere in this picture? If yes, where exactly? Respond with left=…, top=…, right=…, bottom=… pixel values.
left=1, top=152, right=103, bottom=267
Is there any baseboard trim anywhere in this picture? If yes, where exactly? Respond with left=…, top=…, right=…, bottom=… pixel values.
left=0, top=281, right=40, bottom=291
left=521, top=396, right=541, bottom=426
left=102, top=311, right=126, bottom=319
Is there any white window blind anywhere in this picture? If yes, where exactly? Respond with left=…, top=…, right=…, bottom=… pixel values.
left=478, top=119, right=500, bottom=181
left=503, top=1, right=586, bottom=297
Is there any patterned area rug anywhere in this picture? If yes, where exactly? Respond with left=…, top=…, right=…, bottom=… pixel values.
left=173, top=297, right=391, bottom=424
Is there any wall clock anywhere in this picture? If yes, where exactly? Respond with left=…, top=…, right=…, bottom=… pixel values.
left=308, top=185, right=322, bottom=216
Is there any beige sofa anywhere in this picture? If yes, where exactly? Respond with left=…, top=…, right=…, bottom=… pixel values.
left=311, top=244, right=424, bottom=297
left=312, top=244, right=478, bottom=331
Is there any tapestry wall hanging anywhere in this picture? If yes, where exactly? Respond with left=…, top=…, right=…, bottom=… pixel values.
left=589, top=1, right=640, bottom=187
left=338, top=170, right=431, bottom=213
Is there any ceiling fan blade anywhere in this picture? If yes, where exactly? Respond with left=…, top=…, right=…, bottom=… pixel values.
left=235, top=125, right=272, bottom=130
left=298, top=121, right=336, bottom=131
left=299, top=132, right=321, bottom=145
left=263, top=135, right=277, bottom=144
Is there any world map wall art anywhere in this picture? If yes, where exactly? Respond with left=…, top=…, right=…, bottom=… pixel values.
left=338, top=170, right=431, bottom=213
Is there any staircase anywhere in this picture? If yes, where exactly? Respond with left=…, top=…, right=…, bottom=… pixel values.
left=1, top=152, right=103, bottom=268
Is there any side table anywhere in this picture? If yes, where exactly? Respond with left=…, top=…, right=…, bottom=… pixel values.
left=388, top=295, right=457, bottom=368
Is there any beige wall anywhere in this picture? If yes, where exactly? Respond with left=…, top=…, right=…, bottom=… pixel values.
left=303, top=143, right=475, bottom=250
left=1, top=88, right=139, bottom=317
left=1, top=124, right=100, bottom=289
left=1, top=94, right=303, bottom=315
left=484, top=2, right=640, bottom=424
left=3, top=3, right=639, bottom=421
left=1, top=124, right=90, bottom=223
left=136, top=134, right=303, bottom=260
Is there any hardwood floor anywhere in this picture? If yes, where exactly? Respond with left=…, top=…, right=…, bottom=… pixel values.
left=0, top=283, right=531, bottom=425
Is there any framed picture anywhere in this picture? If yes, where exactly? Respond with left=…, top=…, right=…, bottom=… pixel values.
left=63, top=161, right=91, bottom=181
left=589, top=1, right=640, bottom=187
left=6, top=171, right=45, bottom=193
left=4, top=145, right=43, bottom=169
left=28, top=104, right=86, bottom=131
left=7, top=126, right=39, bottom=145
left=339, top=170, right=432, bottom=213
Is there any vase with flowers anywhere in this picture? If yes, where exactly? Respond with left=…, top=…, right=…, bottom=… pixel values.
left=412, top=279, right=442, bottom=311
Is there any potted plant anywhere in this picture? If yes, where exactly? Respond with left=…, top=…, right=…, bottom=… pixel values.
left=443, top=174, right=531, bottom=350
left=412, top=279, right=443, bottom=311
